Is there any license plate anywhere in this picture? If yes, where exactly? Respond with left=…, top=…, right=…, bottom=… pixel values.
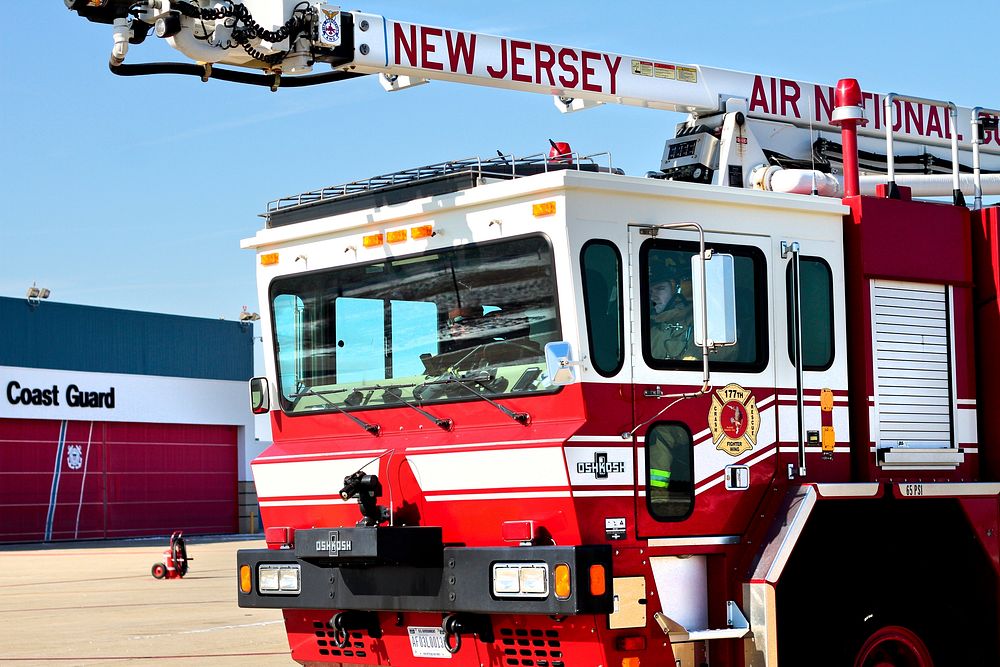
left=408, top=626, right=452, bottom=659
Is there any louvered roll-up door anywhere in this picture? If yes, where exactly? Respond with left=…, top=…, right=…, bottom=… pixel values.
left=873, top=281, right=953, bottom=450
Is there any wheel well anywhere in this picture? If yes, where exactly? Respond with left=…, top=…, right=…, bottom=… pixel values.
left=774, top=494, right=998, bottom=667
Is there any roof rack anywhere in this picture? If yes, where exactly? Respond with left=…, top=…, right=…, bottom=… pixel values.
left=264, top=151, right=619, bottom=227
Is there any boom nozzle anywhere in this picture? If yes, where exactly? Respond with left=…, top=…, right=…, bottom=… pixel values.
left=66, top=0, right=134, bottom=24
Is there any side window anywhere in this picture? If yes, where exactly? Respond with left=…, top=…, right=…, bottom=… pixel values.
left=581, top=241, right=624, bottom=376
left=642, top=240, right=767, bottom=372
left=273, top=294, right=305, bottom=402
left=786, top=257, right=834, bottom=370
left=646, top=423, right=694, bottom=521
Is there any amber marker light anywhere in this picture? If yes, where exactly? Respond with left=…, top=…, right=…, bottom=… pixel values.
left=239, top=564, right=252, bottom=593
left=589, top=564, right=606, bottom=596
left=260, top=253, right=279, bottom=266
left=410, top=224, right=434, bottom=239
left=532, top=201, right=557, bottom=217
left=362, top=233, right=384, bottom=248
left=554, top=563, right=571, bottom=599
left=386, top=229, right=408, bottom=244
left=820, top=388, right=834, bottom=412
left=622, top=658, right=641, bottom=667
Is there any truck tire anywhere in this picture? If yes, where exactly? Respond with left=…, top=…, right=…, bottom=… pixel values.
left=853, top=624, right=934, bottom=667
left=774, top=497, right=997, bottom=667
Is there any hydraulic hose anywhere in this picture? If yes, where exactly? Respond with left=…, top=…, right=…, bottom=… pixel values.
left=109, top=61, right=367, bottom=89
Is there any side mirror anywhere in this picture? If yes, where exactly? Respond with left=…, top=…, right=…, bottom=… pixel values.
left=249, top=377, right=271, bottom=415
left=691, top=252, right=737, bottom=348
left=544, top=341, right=579, bottom=386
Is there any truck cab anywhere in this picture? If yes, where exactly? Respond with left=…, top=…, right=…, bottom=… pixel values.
left=235, top=153, right=895, bottom=666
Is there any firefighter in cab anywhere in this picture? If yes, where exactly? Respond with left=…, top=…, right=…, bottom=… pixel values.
left=648, top=261, right=696, bottom=360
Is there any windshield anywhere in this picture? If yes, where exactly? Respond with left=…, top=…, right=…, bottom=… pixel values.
left=269, top=235, right=561, bottom=414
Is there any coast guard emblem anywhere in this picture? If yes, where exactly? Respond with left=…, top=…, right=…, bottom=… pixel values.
left=708, top=384, right=760, bottom=457
left=67, top=444, right=83, bottom=470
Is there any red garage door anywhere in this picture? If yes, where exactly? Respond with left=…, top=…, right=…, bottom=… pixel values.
left=0, top=418, right=237, bottom=543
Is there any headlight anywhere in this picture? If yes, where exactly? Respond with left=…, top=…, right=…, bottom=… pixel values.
left=258, top=564, right=301, bottom=595
left=519, top=566, right=547, bottom=595
left=279, top=566, right=300, bottom=592
left=493, top=566, right=521, bottom=594
left=491, top=563, right=549, bottom=598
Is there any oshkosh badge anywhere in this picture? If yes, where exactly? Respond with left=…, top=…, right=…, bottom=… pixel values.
left=708, top=383, right=760, bottom=457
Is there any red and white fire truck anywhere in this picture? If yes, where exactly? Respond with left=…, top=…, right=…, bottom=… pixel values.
left=68, top=2, right=1000, bottom=665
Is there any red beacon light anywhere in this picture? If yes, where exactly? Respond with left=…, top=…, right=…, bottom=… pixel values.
left=548, top=139, right=573, bottom=164
left=831, top=78, right=868, bottom=198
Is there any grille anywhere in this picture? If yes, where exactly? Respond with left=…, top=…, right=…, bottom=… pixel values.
left=498, top=627, right=565, bottom=667
left=312, top=621, right=369, bottom=660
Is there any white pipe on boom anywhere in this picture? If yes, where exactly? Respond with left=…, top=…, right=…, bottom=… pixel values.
left=857, top=173, right=1000, bottom=198
left=753, top=166, right=1000, bottom=199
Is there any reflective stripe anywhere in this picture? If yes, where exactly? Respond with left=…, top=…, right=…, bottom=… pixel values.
left=45, top=421, right=69, bottom=542
left=650, top=468, right=671, bottom=488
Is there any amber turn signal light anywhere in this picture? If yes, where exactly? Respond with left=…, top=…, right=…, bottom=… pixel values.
left=239, top=564, right=252, bottom=594
left=554, top=563, right=571, bottom=599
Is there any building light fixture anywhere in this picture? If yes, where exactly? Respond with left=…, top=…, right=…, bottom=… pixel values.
left=26, top=283, right=51, bottom=308
left=239, top=306, right=261, bottom=322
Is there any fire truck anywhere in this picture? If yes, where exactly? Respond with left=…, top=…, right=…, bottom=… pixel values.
left=67, top=2, right=1000, bottom=665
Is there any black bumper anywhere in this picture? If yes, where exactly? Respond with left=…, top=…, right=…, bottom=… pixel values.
left=237, top=527, right=612, bottom=616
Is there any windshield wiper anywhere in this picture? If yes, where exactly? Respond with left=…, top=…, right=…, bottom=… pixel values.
left=290, top=387, right=381, bottom=436
left=290, top=380, right=308, bottom=410
left=423, top=372, right=530, bottom=426
left=380, top=386, right=454, bottom=431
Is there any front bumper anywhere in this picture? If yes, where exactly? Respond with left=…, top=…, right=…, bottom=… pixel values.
left=237, top=527, right=613, bottom=616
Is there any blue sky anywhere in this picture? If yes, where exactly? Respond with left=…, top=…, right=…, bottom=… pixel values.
left=1, top=0, right=993, bottom=322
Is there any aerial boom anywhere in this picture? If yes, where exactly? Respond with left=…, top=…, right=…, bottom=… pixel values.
left=68, top=1, right=1000, bottom=160
left=352, top=13, right=999, bottom=156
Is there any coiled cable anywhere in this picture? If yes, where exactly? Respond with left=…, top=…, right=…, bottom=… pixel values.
left=161, top=1, right=315, bottom=65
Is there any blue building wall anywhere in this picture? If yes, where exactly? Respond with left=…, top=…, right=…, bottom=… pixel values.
left=1, top=297, right=253, bottom=382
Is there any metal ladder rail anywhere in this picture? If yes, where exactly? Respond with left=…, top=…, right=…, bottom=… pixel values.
left=264, top=152, right=616, bottom=215
left=971, top=107, right=1000, bottom=210
left=884, top=93, right=963, bottom=205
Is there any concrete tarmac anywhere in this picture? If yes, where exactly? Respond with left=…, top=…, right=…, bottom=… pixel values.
left=0, top=536, right=294, bottom=666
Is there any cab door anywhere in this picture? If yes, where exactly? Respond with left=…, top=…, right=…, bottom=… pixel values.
left=627, top=224, right=778, bottom=538
left=772, top=237, right=849, bottom=481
